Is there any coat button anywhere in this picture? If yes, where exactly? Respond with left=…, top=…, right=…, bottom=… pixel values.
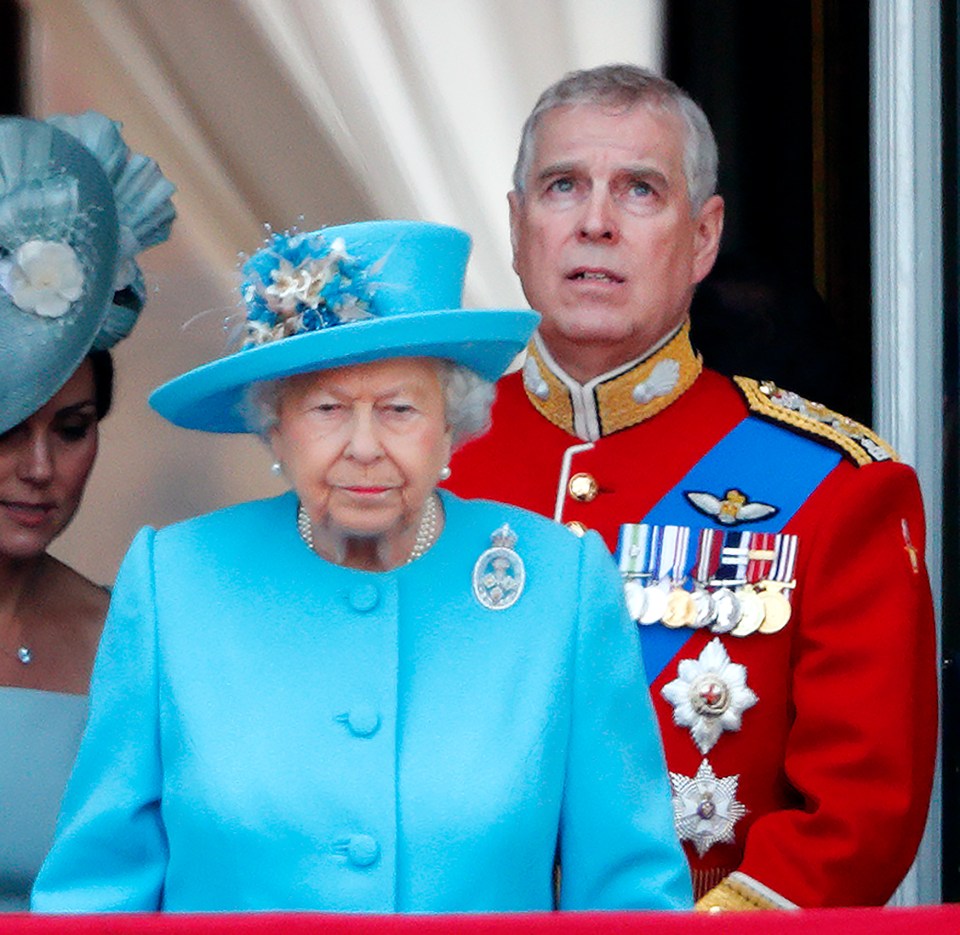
left=565, top=521, right=587, bottom=536
left=338, top=705, right=381, bottom=738
left=568, top=472, right=599, bottom=502
left=347, top=834, right=380, bottom=867
left=348, top=584, right=379, bottom=612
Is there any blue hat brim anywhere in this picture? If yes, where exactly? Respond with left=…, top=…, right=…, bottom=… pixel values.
left=149, top=308, right=539, bottom=433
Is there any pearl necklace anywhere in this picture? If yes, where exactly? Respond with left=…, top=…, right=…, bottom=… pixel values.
left=297, top=494, right=440, bottom=566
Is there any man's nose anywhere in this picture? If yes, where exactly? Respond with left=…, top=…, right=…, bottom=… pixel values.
left=18, top=432, right=54, bottom=484
left=577, top=188, right=620, bottom=243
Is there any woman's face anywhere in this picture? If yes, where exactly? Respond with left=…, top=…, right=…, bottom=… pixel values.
left=0, top=360, right=100, bottom=562
left=271, top=357, right=452, bottom=547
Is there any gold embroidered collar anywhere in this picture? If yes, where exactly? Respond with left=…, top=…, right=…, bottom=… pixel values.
left=521, top=323, right=702, bottom=440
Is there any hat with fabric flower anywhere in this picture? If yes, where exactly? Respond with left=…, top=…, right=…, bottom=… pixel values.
left=149, top=220, right=539, bottom=433
left=0, top=112, right=176, bottom=433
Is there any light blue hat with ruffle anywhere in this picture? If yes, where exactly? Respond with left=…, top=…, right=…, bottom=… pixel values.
left=0, top=112, right=176, bottom=433
left=150, top=220, right=539, bottom=434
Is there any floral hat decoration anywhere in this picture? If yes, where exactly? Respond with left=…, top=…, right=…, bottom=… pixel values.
left=0, top=112, right=176, bottom=433
left=150, top=220, right=539, bottom=433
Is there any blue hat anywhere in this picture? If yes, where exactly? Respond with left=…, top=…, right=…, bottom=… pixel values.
left=150, top=220, right=539, bottom=434
left=0, top=112, right=176, bottom=433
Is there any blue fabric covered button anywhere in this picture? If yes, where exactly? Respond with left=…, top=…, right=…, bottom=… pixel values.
left=348, top=584, right=379, bottom=612
left=346, top=834, right=380, bottom=867
left=346, top=705, right=381, bottom=738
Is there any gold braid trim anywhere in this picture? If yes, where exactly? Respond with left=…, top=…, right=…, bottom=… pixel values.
left=695, top=876, right=780, bottom=912
left=733, top=376, right=900, bottom=467
left=524, top=341, right=576, bottom=434
left=522, top=323, right=702, bottom=437
left=595, top=325, right=702, bottom=435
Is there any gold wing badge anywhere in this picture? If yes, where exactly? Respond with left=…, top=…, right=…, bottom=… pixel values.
left=685, top=489, right=778, bottom=526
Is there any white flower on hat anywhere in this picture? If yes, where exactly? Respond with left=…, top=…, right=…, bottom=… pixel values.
left=264, top=258, right=304, bottom=313
left=6, top=239, right=85, bottom=318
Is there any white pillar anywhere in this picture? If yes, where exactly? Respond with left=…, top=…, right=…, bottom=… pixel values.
left=870, top=0, right=943, bottom=905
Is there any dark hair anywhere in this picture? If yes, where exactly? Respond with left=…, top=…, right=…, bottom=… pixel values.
left=88, top=349, right=114, bottom=419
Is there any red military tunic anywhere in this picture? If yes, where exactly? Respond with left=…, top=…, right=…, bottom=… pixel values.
left=448, top=324, right=937, bottom=910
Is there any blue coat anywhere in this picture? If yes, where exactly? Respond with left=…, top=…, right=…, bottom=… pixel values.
left=33, top=491, right=692, bottom=913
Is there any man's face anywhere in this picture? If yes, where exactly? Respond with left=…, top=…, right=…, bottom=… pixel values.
left=508, top=102, right=723, bottom=380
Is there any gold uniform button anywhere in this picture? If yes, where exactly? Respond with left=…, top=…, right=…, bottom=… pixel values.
left=565, top=521, right=588, bottom=536
left=568, top=472, right=599, bottom=502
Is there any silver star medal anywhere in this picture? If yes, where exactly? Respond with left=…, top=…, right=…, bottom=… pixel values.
left=661, top=637, right=758, bottom=754
left=473, top=523, right=526, bottom=610
left=670, top=759, right=747, bottom=856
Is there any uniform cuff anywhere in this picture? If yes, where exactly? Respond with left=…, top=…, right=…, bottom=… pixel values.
left=695, top=872, right=798, bottom=911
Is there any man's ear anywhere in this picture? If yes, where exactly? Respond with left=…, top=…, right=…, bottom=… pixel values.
left=507, top=190, right=522, bottom=275
left=692, top=194, right=725, bottom=285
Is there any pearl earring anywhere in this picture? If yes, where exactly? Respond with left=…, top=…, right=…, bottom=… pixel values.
left=439, top=465, right=451, bottom=481
left=270, top=461, right=283, bottom=477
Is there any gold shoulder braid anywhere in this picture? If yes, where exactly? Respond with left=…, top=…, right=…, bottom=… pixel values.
left=523, top=323, right=702, bottom=439
left=733, top=377, right=899, bottom=467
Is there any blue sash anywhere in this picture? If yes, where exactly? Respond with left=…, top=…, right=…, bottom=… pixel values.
left=615, top=417, right=842, bottom=684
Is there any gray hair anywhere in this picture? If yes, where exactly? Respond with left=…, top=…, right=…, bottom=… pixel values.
left=512, top=63, right=718, bottom=214
left=243, top=359, right=495, bottom=451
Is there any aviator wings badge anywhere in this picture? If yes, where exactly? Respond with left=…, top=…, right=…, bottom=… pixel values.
left=685, top=488, right=778, bottom=526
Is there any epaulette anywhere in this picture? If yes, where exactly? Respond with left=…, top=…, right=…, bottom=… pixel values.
left=733, top=376, right=899, bottom=467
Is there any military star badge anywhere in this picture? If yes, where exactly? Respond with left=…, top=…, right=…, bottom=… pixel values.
left=670, top=759, right=747, bottom=857
left=684, top=488, right=778, bottom=525
left=661, top=637, right=758, bottom=753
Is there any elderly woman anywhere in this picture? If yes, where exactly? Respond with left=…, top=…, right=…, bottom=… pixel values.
left=33, top=221, right=691, bottom=913
left=0, top=113, right=174, bottom=910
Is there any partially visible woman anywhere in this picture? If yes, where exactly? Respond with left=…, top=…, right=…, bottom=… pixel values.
left=0, top=113, right=174, bottom=910
left=33, top=221, right=692, bottom=913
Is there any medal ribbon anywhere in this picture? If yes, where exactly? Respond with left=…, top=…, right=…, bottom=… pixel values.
left=747, top=532, right=776, bottom=585
left=668, top=525, right=691, bottom=588
left=716, top=531, right=750, bottom=586
left=771, top=533, right=799, bottom=597
left=617, top=523, right=649, bottom=578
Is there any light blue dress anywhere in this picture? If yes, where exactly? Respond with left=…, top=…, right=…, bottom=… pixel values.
left=33, top=491, right=692, bottom=913
left=0, top=687, right=87, bottom=911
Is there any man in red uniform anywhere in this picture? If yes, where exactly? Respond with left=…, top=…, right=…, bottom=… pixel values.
left=448, top=64, right=937, bottom=910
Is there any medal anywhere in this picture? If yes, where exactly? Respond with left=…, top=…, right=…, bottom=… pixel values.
left=639, top=580, right=669, bottom=625
left=710, top=532, right=749, bottom=633
left=661, top=638, right=759, bottom=754
left=617, top=523, right=652, bottom=623
left=710, top=587, right=741, bottom=633
left=757, top=533, right=798, bottom=634
left=472, top=524, right=525, bottom=610
left=663, top=588, right=697, bottom=628
left=730, top=533, right=771, bottom=637
left=670, top=759, right=747, bottom=857
left=730, top=585, right=764, bottom=636
left=638, top=525, right=668, bottom=625
left=691, top=529, right=722, bottom=628
left=624, top=579, right=648, bottom=620
left=661, top=525, right=695, bottom=628
left=757, top=581, right=792, bottom=633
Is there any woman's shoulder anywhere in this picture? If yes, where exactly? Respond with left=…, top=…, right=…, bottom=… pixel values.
left=154, top=492, right=297, bottom=543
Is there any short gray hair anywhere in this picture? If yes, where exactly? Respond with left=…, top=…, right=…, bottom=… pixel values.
left=513, top=63, right=718, bottom=214
left=243, top=359, right=495, bottom=451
